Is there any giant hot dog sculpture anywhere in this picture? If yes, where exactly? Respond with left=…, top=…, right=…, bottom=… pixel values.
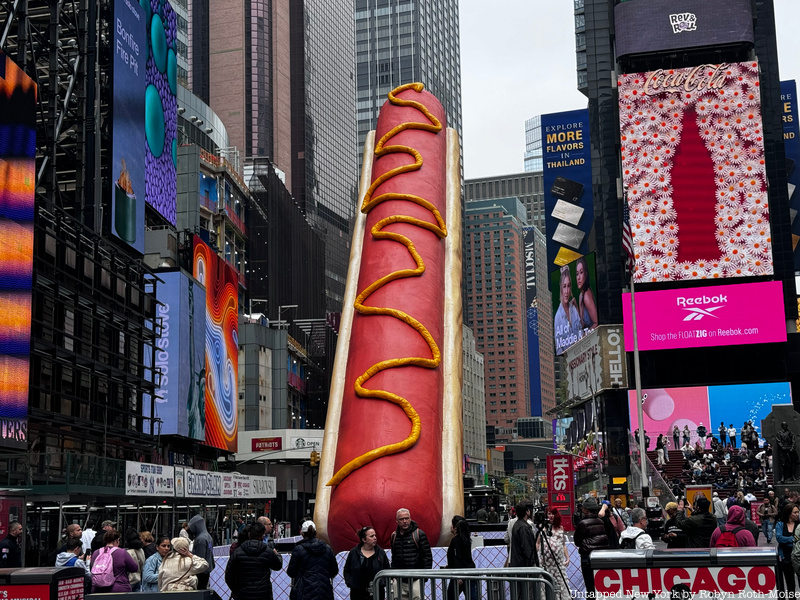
left=315, top=83, right=463, bottom=552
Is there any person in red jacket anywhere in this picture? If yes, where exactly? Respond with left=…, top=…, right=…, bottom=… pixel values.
left=710, top=505, right=755, bottom=547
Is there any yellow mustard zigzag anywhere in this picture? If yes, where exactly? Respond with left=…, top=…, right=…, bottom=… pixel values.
left=327, top=82, right=446, bottom=487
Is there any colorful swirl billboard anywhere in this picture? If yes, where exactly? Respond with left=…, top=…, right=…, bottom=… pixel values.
left=619, top=61, right=773, bottom=282
left=193, top=236, right=238, bottom=451
left=0, top=51, right=36, bottom=449
left=153, top=271, right=206, bottom=440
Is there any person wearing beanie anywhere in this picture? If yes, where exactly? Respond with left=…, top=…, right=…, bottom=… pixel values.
left=675, top=496, right=717, bottom=547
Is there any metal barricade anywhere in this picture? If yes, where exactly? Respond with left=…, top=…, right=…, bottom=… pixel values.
left=373, top=567, right=556, bottom=600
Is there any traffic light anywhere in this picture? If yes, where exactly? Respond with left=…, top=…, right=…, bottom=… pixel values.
left=310, top=450, right=320, bottom=467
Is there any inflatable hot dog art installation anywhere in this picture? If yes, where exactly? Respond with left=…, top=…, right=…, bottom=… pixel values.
left=314, top=83, right=463, bottom=552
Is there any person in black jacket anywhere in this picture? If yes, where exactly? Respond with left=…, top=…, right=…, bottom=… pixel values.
left=390, top=509, right=432, bottom=600
left=343, top=526, right=389, bottom=600
left=675, top=496, right=717, bottom=547
left=509, top=505, right=536, bottom=600
left=0, top=521, right=22, bottom=568
left=445, top=516, right=476, bottom=600
left=225, top=521, right=283, bottom=600
left=573, top=498, right=611, bottom=597
left=287, top=521, right=338, bottom=600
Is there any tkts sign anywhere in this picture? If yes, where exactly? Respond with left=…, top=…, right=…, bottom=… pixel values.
left=546, top=455, right=575, bottom=531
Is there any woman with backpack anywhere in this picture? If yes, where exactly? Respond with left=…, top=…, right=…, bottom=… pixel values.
left=89, top=529, right=139, bottom=593
left=776, top=503, right=800, bottom=594
left=710, top=505, right=755, bottom=547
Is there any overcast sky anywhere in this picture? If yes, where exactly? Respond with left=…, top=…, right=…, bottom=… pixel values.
left=459, top=0, right=800, bottom=180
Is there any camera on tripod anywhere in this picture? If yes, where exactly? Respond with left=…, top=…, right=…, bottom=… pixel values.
left=531, top=503, right=550, bottom=529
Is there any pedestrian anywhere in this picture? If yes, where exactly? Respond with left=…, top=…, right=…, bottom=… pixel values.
left=390, top=508, right=432, bottom=600
left=225, top=521, right=283, bottom=600
left=711, top=505, right=755, bottom=547
left=187, top=514, right=214, bottom=589
left=683, top=425, right=691, bottom=446
left=712, top=492, right=728, bottom=527
left=673, top=426, right=681, bottom=453
left=758, top=494, right=778, bottom=543
left=719, top=422, right=727, bottom=446
left=697, top=423, right=707, bottom=445
left=509, top=504, right=536, bottom=600
left=141, top=535, right=171, bottom=593
left=574, top=498, right=612, bottom=597
left=776, top=503, right=800, bottom=594
left=257, top=516, right=276, bottom=549
left=487, top=507, right=500, bottom=523
left=537, top=508, right=570, bottom=600
left=124, top=527, right=146, bottom=591
left=343, top=526, right=389, bottom=600
left=140, top=531, right=157, bottom=559
left=619, top=508, right=655, bottom=549
left=158, top=536, right=208, bottom=591
left=55, top=537, right=90, bottom=574
left=674, top=497, right=716, bottom=548
left=286, top=521, right=338, bottom=600
left=90, top=529, right=139, bottom=593
left=445, top=516, right=477, bottom=600
left=661, top=502, right=688, bottom=548
left=728, top=424, right=737, bottom=448
left=91, top=520, right=116, bottom=554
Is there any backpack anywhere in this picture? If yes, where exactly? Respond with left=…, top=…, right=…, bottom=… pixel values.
left=91, top=546, right=118, bottom=588
left=620, top=530, right=645, bottom=549
left=714, top=525, right=744, bottom=548
left=390, top=528, right=421, bottom=549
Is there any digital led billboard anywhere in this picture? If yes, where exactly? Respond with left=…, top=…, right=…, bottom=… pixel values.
left=541, top=109, right=594, bottom=273
left=144, top=0, right=177, bottom=225
left=193, top=236, right=238, bottom=452
left=550, top=253, right=598, bottom=355
left=153, top=271, right=206, bottom=440
left=628, top=381, right=791, bottom=446
left=614, top=0, right=754, bottom=60
left=619, top=61, right=773, bottom=282
left=111, top=0, right=146, bottom=252
left=622, top=280, right=786, bottom=351
left=0, top=50, right=36, bottom=449
left=781, top=80, right=800, bottom=268
left=523, top=227, right=541, bottom=416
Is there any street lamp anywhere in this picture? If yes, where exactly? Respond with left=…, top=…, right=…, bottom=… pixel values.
left=533, top=457, right=541, bottom=505
left=276, top=304, right=298, bottom=329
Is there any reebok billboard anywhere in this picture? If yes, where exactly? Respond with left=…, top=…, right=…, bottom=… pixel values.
left=622, top=280, right=786, bottom=351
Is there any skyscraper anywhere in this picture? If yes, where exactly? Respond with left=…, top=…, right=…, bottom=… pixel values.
left=524, top=116, right=543, bottom=172
left=464, top=172, right=545, bottom=231
left=354, top=0, right=463, bottom=167
left=464, top=197, right=530, bottom=444
left=291, top=0, right=358, bottom=313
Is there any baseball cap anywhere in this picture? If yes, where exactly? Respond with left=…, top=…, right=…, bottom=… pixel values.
left=300, top=520, right=316, bottom=533
left=101, top=520, right=117, bottom=528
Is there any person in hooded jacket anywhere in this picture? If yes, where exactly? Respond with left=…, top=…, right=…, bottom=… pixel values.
left=187, top=514, right=214, bottom=589
left=286, top=521, right=339, bottom=600
left=710, top=505, right=755, bottom=547
left=344, top=526, right=389, bottom=600
left=158, top=536, right=208, bottom=592
left=225, top=521, right=283, bottom=600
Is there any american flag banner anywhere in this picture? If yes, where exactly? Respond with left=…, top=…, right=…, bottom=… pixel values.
left=622, top=198, right=635, bottom=278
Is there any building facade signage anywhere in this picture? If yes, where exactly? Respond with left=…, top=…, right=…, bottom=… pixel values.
left=563, top=325, right=627, bottom=400
left=180, top=468, right=275, bottom=499
left=546, top=455, right=575, bottom=532
left=252, top=437, right=282, bottom=452
left=622, top=281, right=786, bottom=351
left=125, top=461, right=176, bottom=496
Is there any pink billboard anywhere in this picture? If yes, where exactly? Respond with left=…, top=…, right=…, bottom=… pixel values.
left=622, top=280, right=786, bottom=351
